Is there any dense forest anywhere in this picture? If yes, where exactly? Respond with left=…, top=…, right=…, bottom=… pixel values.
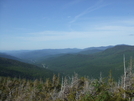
left=40, top=45, right=134, bottom=80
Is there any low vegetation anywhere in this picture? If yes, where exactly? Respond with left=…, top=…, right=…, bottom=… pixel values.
left=1, top=60, right=134, bottom=101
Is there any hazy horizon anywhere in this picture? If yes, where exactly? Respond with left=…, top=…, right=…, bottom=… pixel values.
left=0, top=0, right=134, bottom=50
left=0, top=44, right=133, bottom=51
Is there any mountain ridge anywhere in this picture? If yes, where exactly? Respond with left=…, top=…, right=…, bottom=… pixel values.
left=40, top=45, right=134, bottom=79
left=2, top=45, right=114, bottom=62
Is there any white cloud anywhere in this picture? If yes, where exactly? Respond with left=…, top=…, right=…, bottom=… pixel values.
left=17, top=17, right=134, bottom=42
left=16, top=29, right=127, bottom=42
left=18, top=31, right=90, bottom=41
left=1, top=27, right=133, bottom=50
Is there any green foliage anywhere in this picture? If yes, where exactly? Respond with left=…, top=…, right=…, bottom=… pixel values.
left=1, top=70, right=134, bottom=101
left=0, top=75, right=61, bottom=101
left=42, top=45, right=134, bottom=80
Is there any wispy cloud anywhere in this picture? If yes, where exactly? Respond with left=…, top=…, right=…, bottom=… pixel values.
left=16, top=17, right=134, bottom=42
left=69, top=0, right=109, bottom=23
left=2, top=24, right=134, bottom=50
left=16, top=28, right=129, bottom=42
left=18, top=31, right=90, bottom=41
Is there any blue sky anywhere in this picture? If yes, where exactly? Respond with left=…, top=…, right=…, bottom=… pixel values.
left=0, top=0, right=134, bottom=50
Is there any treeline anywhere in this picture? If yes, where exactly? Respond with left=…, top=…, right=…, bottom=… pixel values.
left=1, top=70, right=134, bottom=101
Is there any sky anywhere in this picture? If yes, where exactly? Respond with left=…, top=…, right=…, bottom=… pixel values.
left=0, top=0, right=134, bottom=50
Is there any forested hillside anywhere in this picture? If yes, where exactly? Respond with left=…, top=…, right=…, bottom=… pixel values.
left=40, top=45, right=134, bottom=79
left=0, top=57, right=58, bottom=80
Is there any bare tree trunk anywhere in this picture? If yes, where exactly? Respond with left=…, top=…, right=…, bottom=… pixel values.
left=123, top=54, right=126, bottom=99
left=99, top=72, right=102, bottom=82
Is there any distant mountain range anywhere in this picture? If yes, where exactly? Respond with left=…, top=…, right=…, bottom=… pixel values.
left=1, top=48, right=82, bottom=63
left=36, top=45, right=134, bottom=80
left=1, top=45, right=113, bottom=63
left=1, top=44, right=134, bottom=80
left=0, top=53, right=21, bottom=61
left=79, top=46, right=113, bottom=54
